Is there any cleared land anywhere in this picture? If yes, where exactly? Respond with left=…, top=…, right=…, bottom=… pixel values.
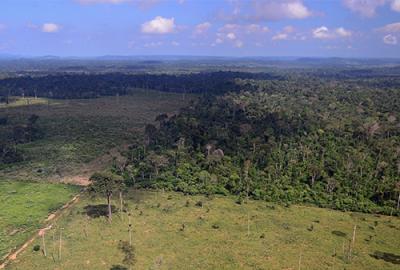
left=0, top=90, right=191, bottom=183
left=7, top=191, right=400, bottom=270
left=0, top=90, right=191, bottom=265
left=0, top=181, right=80, bottom=260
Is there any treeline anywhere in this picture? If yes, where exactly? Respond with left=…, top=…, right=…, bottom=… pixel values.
left=0, top=72, right=281, bottom=99
left=121, top=78, right=400, bottom=215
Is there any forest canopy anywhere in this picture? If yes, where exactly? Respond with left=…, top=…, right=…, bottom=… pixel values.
left=118, top=72, right=400, bottom=215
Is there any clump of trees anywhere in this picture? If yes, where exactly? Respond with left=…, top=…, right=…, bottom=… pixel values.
left=0, top=114, right=43, bottom=164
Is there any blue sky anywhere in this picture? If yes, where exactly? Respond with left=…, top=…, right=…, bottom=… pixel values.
left=0, top=0, right=399, bottom=57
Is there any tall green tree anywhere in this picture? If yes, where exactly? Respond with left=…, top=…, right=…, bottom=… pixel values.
left=89, top=171, right=123, bottom=222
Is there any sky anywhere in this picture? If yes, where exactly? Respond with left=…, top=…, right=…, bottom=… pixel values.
left=0, top=0, right=399, bottom=58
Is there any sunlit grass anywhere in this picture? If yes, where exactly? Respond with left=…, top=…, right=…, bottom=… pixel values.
left=0, top=181, right=80, bottom=260
left=7, top=191, right=400, bottom=270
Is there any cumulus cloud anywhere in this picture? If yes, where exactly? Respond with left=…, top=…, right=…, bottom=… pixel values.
left=312, top=26, right=352, bottom=39
left=77, top=0, right=164, bottom=9
left=342, top=0, right=385, bottom=17
left=42, top=23, right=60, bottom=33
left=143, top=41, right=163, bottom=48
left=141, top=16, right=176, bottom=34
left=213, top=23, right=268, bottom=48
left=342, top=0, right=400, bottom=16
left=246, top=24, right=269, bottom=33
left=383, top=34, right=398, bottom=44
left=171, top=41, right=180, bottom=46
left=77, top=0, right=131, bottom=4
left=312, top=26, right=331, bottom=39
left=251, top=0, right=312, bottom=20
left=219, top=23, right=268, bottom=35
left=391, top=0, right=400, bottom=11
left=272, top=25, right=295, bottom=41
left=193, top=22, right=211, bottom=35
left=272, top=33, right=289, bottom=40
left=377, top=22, right=400, bottom=33
left=336, top=27, right=352, bottom=37
left=226, top=32, right=237, bottom=40
left=219, top=0, right=313, bottom=22
left=234, top=40, right=244, bottom=48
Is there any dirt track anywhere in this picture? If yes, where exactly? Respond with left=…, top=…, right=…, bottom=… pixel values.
left=0, top=190, right=84, bottom=269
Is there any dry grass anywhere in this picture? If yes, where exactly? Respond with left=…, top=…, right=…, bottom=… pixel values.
left=7, top=191, right=400, bottom=270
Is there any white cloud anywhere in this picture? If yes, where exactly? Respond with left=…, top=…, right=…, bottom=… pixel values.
left=391, top=0, right=400, bottom=11
left=226, top=32, right=236, bottom=40
left=171, top=41, right=180, bottom=46
left=336, top=27, right=352, bottom=37
left=77, top=0, right=131, bottom=4
left=246, top=24, right=269, bottom=33
left=283, top=25, right=295, bottom=33
left=343, top=0, right=400, bottom=15
left=383, top=34, right=398, bottom=44
left=42, top=23, right=60, bottom=33
left=144, top=41, right=163, bottom=48
left=141, top=16, right=176, bottom=34
left=272, top=26, right=294, bottom=41
left=377, top=22, right=400, bottom=33
left=215, top=38, right=223, bottom=44
left=312, top=26, right=332, bottom=39
left=312, top=26, right=352, bottom=39
left=272, top=33, right=289, bottom=40
left=194, top=22, right=211, bottom=35
left=252, top=0, right=312, bottom=20
left=234, top=40, right=244, bottom=48
left=214, top=23, right=267, bottom=47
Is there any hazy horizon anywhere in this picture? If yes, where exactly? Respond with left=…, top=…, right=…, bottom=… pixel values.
left=0, top=0, right=399, bottom=58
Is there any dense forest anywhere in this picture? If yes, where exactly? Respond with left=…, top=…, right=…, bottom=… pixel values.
left=119, top=75, right=400, bottom=215
left=0, top=72, right=281, bottom=99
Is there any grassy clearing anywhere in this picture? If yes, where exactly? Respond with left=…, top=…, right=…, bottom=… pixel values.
left=0, top=90, right=191, bottom=182
left=0, top=97, right=49, bottom=108
left=0, top=181, right=80, bottom=260
left=7, top=191, right=400, bottom=270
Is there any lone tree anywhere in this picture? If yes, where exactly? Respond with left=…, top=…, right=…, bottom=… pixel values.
left=89, top=171, right=124, bottom=222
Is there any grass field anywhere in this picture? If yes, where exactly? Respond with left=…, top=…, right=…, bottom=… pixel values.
left=0, top=181, right=80, bottom=260
left=6, top=191, right=400, bottom=270
left=0, top=90, right=191, bottom=182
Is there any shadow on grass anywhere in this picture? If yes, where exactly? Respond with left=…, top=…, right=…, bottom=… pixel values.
left=110, top=265, right=127, bottom=270
left=331, top=230, right=347, bottom=237
left=370, top=251, right=400, bottom=265
left=83, top=204, right=116, bottom=218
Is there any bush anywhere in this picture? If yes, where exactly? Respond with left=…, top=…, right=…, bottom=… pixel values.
left=33, top=245, right=40, bottom=252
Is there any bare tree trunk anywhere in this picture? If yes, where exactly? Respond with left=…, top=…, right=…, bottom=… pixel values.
left=59, top=229, right=62, bottom=260
left=128, top=213, right=132, bottom=245
left=247, top=212, right=250, bottom=237
left=351, top=225, right=357, bottom=248
left=120, top=191, right=123, bottom=220
left=298, top=251, right=302, bottom=270
left=107, top=194, right=112, bottom=222
left=42, top=232, right=47, bottom=257
left=397, top=192, right=400, bottom=210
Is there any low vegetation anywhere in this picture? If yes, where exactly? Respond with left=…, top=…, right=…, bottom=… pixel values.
left=0, top=181, right=80, bottom=260
left=6, top=190, right=400, bottom=269
left=0, top=90, right=192, bottom=182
